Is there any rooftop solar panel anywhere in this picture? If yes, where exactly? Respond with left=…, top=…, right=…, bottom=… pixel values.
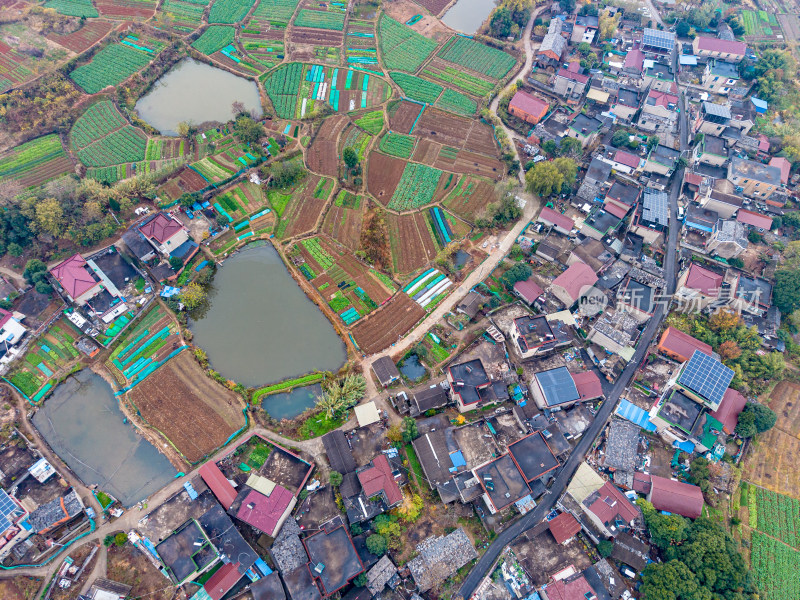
left=702, top=102, right=732, bottom=119
left=642, top=189, right=669, bottom=226
left=537, top=367, right=580, bottom=407
left=0, top=490, right=19, bottom=529
left=678, top=350, right=734, bottom=408
left=642, top=28, right=675, bottom=51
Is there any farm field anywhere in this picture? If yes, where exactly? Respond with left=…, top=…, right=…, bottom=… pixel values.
left=346, top=22, right=378, bottom=68
left=386, top=211, right=439, bottom=274
left=242, top=38, right=285, bottom=69
left=70, top=35, right=164, bottom=94
left=294, top=9, right=346, bottom=30
left=379, top=132, right=416, bottom=158
left=354, top=110, right=384, bottom=134
left=321, top=190, right=364, bottom=251
left=127, top=350, right=245, bottom=463
left=95, top=0, right=157, bottom=18
left=0, top=135, right=73, bottom=188
left=212, top=181, right=269, bottom=223
left=750, top=531, right=800, bottom=600
left=377, top=14, right=438, bottom=73
left=742, top=9, right=780, bottom=36
left=385, top=161, right=445, bottom=211
left=159, top=0, right=211, bottom=31
left=7, top=317, right=82, bottom=402
left=0, top=40, right=35, bottom=93
left=437, top=35, right=516, bottom=80
left=338, top=121, right=372, bottom=160
left=307, top=114, right=348, bottom=175
left=106, top=303, right=183, bottom=386
left=274, top=174, right=333, bottom=238
left=292, top=235, right=394, bottom=325
left=47, top=20, right=116, bottom=53
left=443, top=175, right=497, bottom=222
left=208, top=0, right=255, bottom=23
left=70, top=100, right=148, bottom=167
left=744, top=381, right=800, bottom=497
left=390, top=72, right=443, bottom=104
left=351, top=292, right=425, bottom=354
left=192, top=26, right=235, bottom=55
left=43, top=0, right=98, bottom=17
left=249, top=0, right=300, bottom=28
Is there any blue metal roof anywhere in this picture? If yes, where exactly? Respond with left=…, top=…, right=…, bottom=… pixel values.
left=536, top=367, right=579, bottom=407
left=615, top=399, right=657, bottom=431
left=673, top=439, right=695, bottom=453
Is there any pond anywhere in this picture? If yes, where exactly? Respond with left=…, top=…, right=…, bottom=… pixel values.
left=454, top=250, right=471, bottom=269
left=189, top=243, right=347, bottom=388
left=442, top=0, right=498, bottom=34
left=262, top=383, right=322, bottom=421
left=32, top=370, right=176, bottom=507
left=399, top=354, right=427, bottom=381
left=135, top=59, right=263, bottom=136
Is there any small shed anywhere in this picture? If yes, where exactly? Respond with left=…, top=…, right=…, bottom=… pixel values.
left=354, top=401, right=380, bottom=427
left=371, top=356, right=401, bottom=387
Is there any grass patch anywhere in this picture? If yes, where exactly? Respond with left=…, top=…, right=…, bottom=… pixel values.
left=252, top=372, right=325, bottom=403
left=298, top=411, right=344, bottom=439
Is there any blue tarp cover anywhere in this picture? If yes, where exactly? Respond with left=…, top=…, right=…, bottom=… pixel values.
left=616, top=399, right=657, bottom=431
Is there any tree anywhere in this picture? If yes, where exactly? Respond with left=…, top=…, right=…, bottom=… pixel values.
left=353, top=573, right=368, bottom=587
left=387, top=424, right=403, bottom=444
left=23, top=259, right=47, bottom=284
left=558, top=137, right=582, bottom=157
left=774, top=269, right=800, bottom=313
left=231, top=100, right=246, bottom=117
left=169, top=256, right=184, bottom=271
left=177, top=121, right=191, bottom=138
left=489, top=7, right=513, bottom=38
left=559, top=0, right=575, bottom=13
left=366, top=534, right=387, bottom=555
left=748, top=230, right=763, bottom=244
left=640, top=560, right=709, bottom=600
left=735, top=410, right=757, bottom=438
left=597, top=540, right=614, bottom=558
left=741, top=402, right=776, bottom=433
left=401, top=416, right=418, bottom=442
left=577, top=42, right=592, bottom=56
left=599, top=11, right=620, bottom=41
left=718, top=340, right=742, bottom=361
left=708, top=309, right=741, bottom=332
left=675, top=20, right=691, bottom=37
left=501, top=262, right=532, bottom=290
left=396, top=493, right=423, bottom=522
left=329, top=471, right=343, bottom=487
left=35, top=281, right=52, bottom=295
left=343, top=147, right=359, bottom=169
left=553, top=157, right=578, bottom=182
left=637, top=499, right=688, bottom=551
left=234, top=116, right=264, bottom=145
left=114, top=532, right=128, bottom=547
left=687, top=457, right=710, bottom=486
left=34, top=198, right=64, bottom=238
left=179, top=282, right=207, bottom=310
left=526, top=161, right=563, bottom=196
left=647, top=135, right=660, bottom=152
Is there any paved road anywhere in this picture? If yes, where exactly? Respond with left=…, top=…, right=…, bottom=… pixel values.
left=458, top=49, right=689, bottom=600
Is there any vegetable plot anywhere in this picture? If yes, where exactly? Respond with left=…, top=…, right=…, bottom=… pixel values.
left=70, top=36, right=163, bottom=94
left=70, top=100, right=147, bottom=167
left=262, top=62, right=303, bottom=118
left=294, top=9, right=345, bottom=30
left=387, top=162, right=442, bottom=211
left=208, top=0, right=255, bottom=23
left=192, top=26, right=236, bottom=54
left=379, top=132, right=415, bottom=158
left=378, top=14, right=438, bottom=73
left=44, top=0, right=99, bottom=17
left=390, top=72, right=442, bottom=104
left=437, top=35, right=515, bottom=79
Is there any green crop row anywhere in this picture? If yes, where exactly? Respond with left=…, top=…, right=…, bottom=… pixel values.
left=755, top=487, right=800, bottom=549
left=387, top=162, right=442, bottom=211
left=751, top=530, right=800, bottom=600
left=77, top=126, right=147, bottom=167
left=209, top=0, right=254, bottom=22
left=71, top=42, right=158, bottom=94
left=436, top=88, right=477, bottom=116
left=390, top=72, right=442, bottom=104
left=44, top=0, right=98, bottom=17
left=301, top=237, right=335, bottom=270
left=251, top=0, right=300, bottom=26
left=378, top=14, right=438, bottom=73
left=192, top=26, right=236, bottom=54
left=262, top=62, right=303, bottom=118
left=70, top=101, right=127, bottom=150
left=294, top=9, right=345, bottom=30
left=160, top=0, right=208, bottom=24
left=437, top=35, right=515, bottom=80
left=423, top=66, right=494, bottom=97
left=0, top=135, right=68, bottom=181
left=379, top=132, right=415, bottom=158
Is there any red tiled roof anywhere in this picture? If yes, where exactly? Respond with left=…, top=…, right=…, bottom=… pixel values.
left=684, top=172, right=703, bottom=186
left=548, top=512, right=581, bottom=544
left=571, top=371, right=603, bottom=401
left=684, top=263, right=723, bottom=297
left=513, top=278, right=544, bottom=304
left=587, top=481, right=639, bottom=526
left=50, top=254, right=98, bottom=300
left=647, top=89, right=678, bottom=108
left=204, top=562, right=243, bottom=600
left=614, top=150, right=640, bottom=169
left=236, top=487, right=294, bottom=536
left=358, top=455, right=402, bottom=506
left=769, top=157, right=791, bottom=184
left=758, top=134, right=770, bottom=152
left=710, top=388, right=747, bottom=434
left=139, top=212, right=183, bottom=245
left=551, top=262, right=598, bottom=303
left=0, top=309, right=12, bottom=329
left=633, top=472, right=652, bottom=494
left=623, top=48, right=644, bottom=71
left=649, top=475, right=704, bottom=519
left=557, top=67, right=590, bottom=84
left=509, top=90, right=549, bottom=120
left=695, top=36, right=747, bottom=56
left=736, top=209, right=773, bottom=230
left=604, top=201, right=629, bottom=219
left=658, top=327, right=713, bottom=363
left=199, top=462, right=238, bottom=510
left=538, top=206, right=574, bottom=231
left=546, top=573, right=596, bottom=600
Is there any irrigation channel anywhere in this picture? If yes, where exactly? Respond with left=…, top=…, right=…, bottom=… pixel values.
left=135, top=59, right=263, bottom=136
left=441, top=0, right=497, bottom=34
left=189, top=243, right=347, bottom=388
left=32, top=370, right=176, bottom=507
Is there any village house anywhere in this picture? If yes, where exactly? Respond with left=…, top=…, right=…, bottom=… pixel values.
left=646, top=474, right=704, bottom=518
left=508, top=90, right=549, bottom=125
left=138, top=212, right=190, bottom=257
left=692, top=36, right=747, bottom=63
left=447, top=358, right=509, bottom=412
left=535, top=20, right=567, bottom=69
left=637, top=89, right=679, bottom=133
left=612, top=87, right=642, bottom=122
left=549, top=262, right=599, bottom=307
left=537, top=206, right=574, bottom=235
left=657, top=327, right=713, bottom=363
left=694, top=134, right=728, bottom=167
left=408, top=529, right=477, bottom=592
left=675, top=263, right=724, bottom=310
left=371, top=356, right=400, bottom=388
left=548, top=511, right=581, bottom=545
left=769, top=156, right=791, bottom=185
left=599, top=148, right=642, bottom=175
left=701, top=60, right=740, bottom=95
left=564, top=113, right=603, bottom=148
left=553, top=62, right=591, bottom=100
left=643, top=144, right=681, bottom=177
left=728, top=156, right=782, bottom=199
left=706, top=219, right=748, bottom=259
left=507, top=314, right=571, bottom=360
left=571, top=14, right=598, bottom=44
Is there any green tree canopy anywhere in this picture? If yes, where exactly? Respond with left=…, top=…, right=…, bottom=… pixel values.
left=501, top=262, right=532, bottom=290
left=526, top=161, right=563, bottom=197
left=774, top=269, right=800, bottom=314
left=343, top=147, right=359, bottom=169
left=329, top=471, right=343, bottom=487
left=365, top=533, right=387, bottom=555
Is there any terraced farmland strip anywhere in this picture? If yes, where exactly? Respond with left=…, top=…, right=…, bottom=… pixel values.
left=379, top=132, right=415, bottom=158
left=43, top=0, right=99, bottom=17
left=390, top=72, right=442, bottom=104
left=251, top=0, right=299, bottom=26
left=436, top=87, right=477, bottom=116
left=0, top=135, right=72, bottom=187
left=377, top=14, right=437, bottom=73
left=208, top=0, right=255, bottom=22
left=192, top=25, right=235, bottom=54
left=294, top=9, right=345, bottom=30
left=437, top=35, right=515, bottom=79
left=70, top=42, right=158, bottom=94
left=262, top=61, right=303, bottom=118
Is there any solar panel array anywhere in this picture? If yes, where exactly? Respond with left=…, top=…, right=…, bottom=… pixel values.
left=678, top=350, right=734, bottom=408
left=643, top=189, right=669, bottom=226
left=537, top=367, right=579, bottom=406
left=0, top=490, right=18, bottom=529
left=642, top=28, right=675, bottom=51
